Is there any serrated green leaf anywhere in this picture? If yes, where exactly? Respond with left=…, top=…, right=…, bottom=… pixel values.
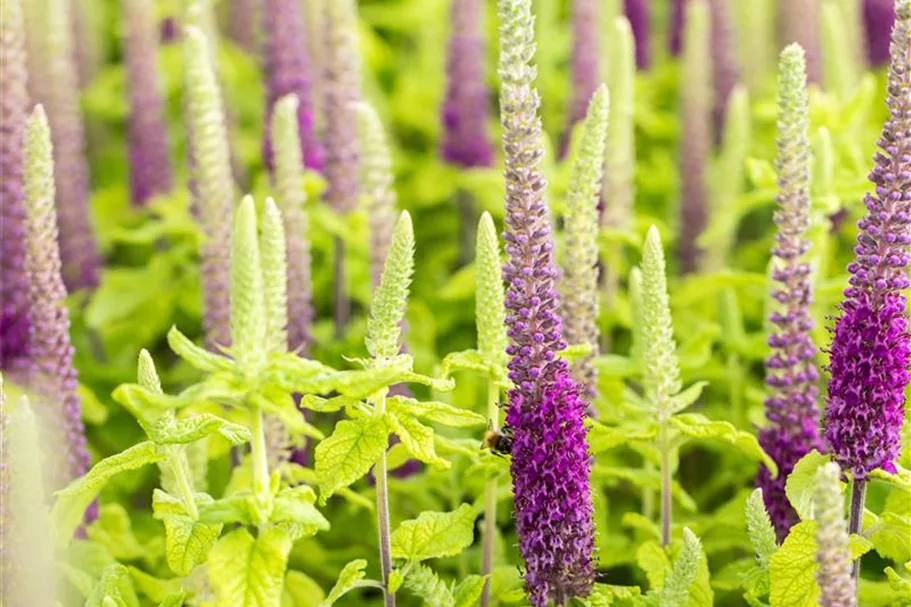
left=869, top=512, right=911, bottom=563
left=252, top=390, right=325, bottom=440
left=150, top=413, right=252, bottom=446
left=581, top=583, right=643, bottom=606
left=152, top=490, right=222, bottom=576
left=315, top=416, right=389, bottom=502
left=299, top=395, right=361, bottom=413
left=391, top=504, right=478, bottom=561
left=167, top=326, right=234, bottom=373
left=127, top=567, right=183, bottom=604
left=388, top=569, right=405, bottom=594
left=54, top=441, right=165, bottom=545
left=320, top=559, right=368, bottom=607
left=86, top=504, right=145, bottom=561
left=440, top=349, right=492, bottom=377
left=198, top=492, right=257, bottom=526
left=670, top=382, right=709, bottom=413
left=402, top=563, right=454, bottom=607
left=386, top=411, right=450, bottom=468
left=746, top=488, right=779, bottom=569
left=649, top=529, right=706, bottom=607
left=272, top=485, right=331, bottom=539
left=387, top=396, right=487, bottom=428
left=208, top=527, right=292, bottom=607
left=784, top=450, right=830, bottom=521
left=670, top=414, right=777, bottom=476
left=588, top=421, right=657, bottom=453
left=454, top=575, right=487, bottom=607
left=86, top=564, right=140, bottom=607
left=870, top=466, right=911, bottom=491
left=884, top=566, right=911, bottom=594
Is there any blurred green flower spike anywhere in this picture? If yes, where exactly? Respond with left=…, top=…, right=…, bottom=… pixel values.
left=260, top=198, right=289, bottom=356
left=475, top=212, right=508, bottom=371
left=230, top=196, right=267, bottom=377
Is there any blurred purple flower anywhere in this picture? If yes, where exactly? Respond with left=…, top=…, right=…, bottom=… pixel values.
left=625, top=0, right=651, bottom=68
left=562, top=0, right=599, bottom=156
left=864, top=0, right=896, bottom=66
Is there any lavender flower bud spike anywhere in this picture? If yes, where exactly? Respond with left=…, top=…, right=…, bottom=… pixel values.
left=669, top=0, right=685, bottom=56
left=757, top=45, right=823, bottom=541
left=43, top=0, right=100, bottom=289
left=23, top=105, right=91, bottom=490
left=679, top=0, right=711, bottom=273
left=498, top=0, right=595, bottom=603
left=0, top=0, right=31, bottom=370
left=124, top=0, right=174, bottom=206
left=708, top=0, right=740, bottom=141
left=562, top=0, right=600, bottom=156
left=624, top=0, right=651, bottom=69
left=262, top=0, right=323, bottom=172
left=814, top=462, right=857, bottom=607
left=779, top=0, right=822, bottom=83
left=441, top=0, right=494, bottom=168
left=825, top=0, right=911, bottom=483
left=864, top=0, right=897, bottom=67
left=228, top=0, right=259, bottom=52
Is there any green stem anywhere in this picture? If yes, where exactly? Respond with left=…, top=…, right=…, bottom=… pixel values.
left=168, top=450, right=199, bottom=520
left=658, top=417, right=672, bottom=547
left=251, top=406, right=271, bottom=511
left=375, top=394, right=396, bottom=607
left=480, top=380, right=500, bottom=607
left=642, top=460, right=655, bottom=520
left=848, top=478, right=867, bottom=584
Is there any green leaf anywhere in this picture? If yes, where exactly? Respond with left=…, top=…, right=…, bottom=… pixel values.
left=386, top=411, right=450, bottom=468
left=581, top=583, right=643, bottom=606
left=390, top=504, right=478, bottom=561
left=868, top=512, right=911, bottom=563
left=86, top=564, right=140, bottom=607
left=315, top=416, right=389, bottom=503
left=454, top=575, right=487, bottom=607
left=588, top=421, right=657, bottom=453
left=745, top=489, right=778, bottom=569
left=402, top=563, right=454, bottom=607
left=54, top=441, right=165, bottom=545
left=86, top=504, right=145, bottom=561
left=282, top=570, right=325, bottom=607
left=252, top=390, right=325, bottom=440
left=670, top=382, right=709, bottom=413
left=670, top=414, right=777, bottom=476
left=208, top=527, right=293, bottom=607
left=271, top=485, right=331, bottom=539
left=869, top=466, right=911, bottom=491
left=152, top=490, right=222, bottom=576
left=884, top=566, right=911, bottom=594
left=784, top=450, right=830, bottom=521
left=387, top=396, right=487, bottom=427
left=366, top=211, right=414, bottom=361
left=650, top=529, right=707, bottom=607
left=167, top=326, right=234, bottom=373
left=198, top=492, right=257, bottom=526
left=150, top=413, right=252, bottom=446
left=320, top=559, right=368, bottom=607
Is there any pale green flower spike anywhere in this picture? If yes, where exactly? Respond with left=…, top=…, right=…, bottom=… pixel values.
left=563, top=84, right=609, bottom=396
left=814, top=462, right=856, bottom=607
left=260, top=198, right=289, bottom=355
left=230, top=196, right=266, bottom=375
left=821, top=0, right=859, bottom=100
left=355, top=101, right=399, bottom=288
left=475, top=212, right=508, bottom=369
left=137, top=349, right=162, bottom=393
left=652, top=528, right=703, bottom=606
left=366, top=211, right=415, bottom=362
left=705, top=84, right=751, bottom=271
left=628, top=266, right=645, bottom=371
left=745, top=488, right=778, bottom=569
left=24, top=105, right=55, bottom=224
left=640, top=226, right=682, bottom=413
left=602, top=17, right=635, bottom=231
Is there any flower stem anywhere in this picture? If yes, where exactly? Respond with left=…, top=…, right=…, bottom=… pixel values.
left=848, top=477, right=866, bottom=582
left=659, top=417, right=672, bottom=547
left=250, top=405, right=271, bottom=519
left=374, top=394, right=396, bottom=607
left=480, top=379, right=499, bottom=607
left=168, top=449, right=199, bottom=519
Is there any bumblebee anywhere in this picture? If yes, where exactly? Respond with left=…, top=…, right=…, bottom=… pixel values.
left=482, top=422, right=514, bottom=457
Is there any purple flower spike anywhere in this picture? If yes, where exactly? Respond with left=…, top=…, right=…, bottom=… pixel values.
left=624, top=0, right=651, bottom=69
left=125, top=0, right=174, bottom=206
left=562, top=0, right=600, bottom=156
left=23, top=105, right=91, bottom=490
left=228, top=0, right=259, bottom=52
left=709, top=0, right=740, bottom=142
left=498, top=0, right=595, bottom=603
left=825, top=0, right=911, bottom=482
left=669, top=0, right=685, bottom=56
left=441, top=0, right=494, bottom=168
left=262, top=0, right=323, bottom=173
left=779, top=0, right=821, bottom=83
left=864, top=0, right=896, bottom=67
left=0, top=0, right=31, bottom=371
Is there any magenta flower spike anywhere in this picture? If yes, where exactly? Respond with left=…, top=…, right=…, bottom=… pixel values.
left=497, top=0, right=595, bottom=603
left=0, top=0, right=31, bottom=371
left=757, top=45, right=824, bottom=542
left=124, top=0, right=174, bottom=206
left=825, top=0, right=911, bottom=485
left=864, top=0, right=897, bottom=67
left=441, top=0, right=494, bottom=168
left=562, top=0, right=600, bottom=156
left=779, top=0, right=822, bottom=83
left=624, top=0, right=651, bottom=69
left=669, top=0, right=685, bottom=56
left=262, top=0, right=323, bottom=173
left=23, top=105, right=91, bottom=490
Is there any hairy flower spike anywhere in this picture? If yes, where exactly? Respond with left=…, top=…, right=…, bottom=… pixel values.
left=476, top=212, right=508, bottom=368
left=679, top=0, right=712, bottom=273
left=640, top=227, right=683, bottom=411
left=271, top=94, right=313, bottom=353
left=624, top=0, right=651, bottom=68
left=124, top=0, right=174, bottom=206
left=814, top=462, right=857, bottom=607
left=356, top=102, right=399, bottom=287
left=562, top=85, right=609, bottom=398
left=628, top=267, right=646, bottom=370
left=262, top=0, right=322, bottom=172
left=23, top=106, right=90, bottom=488
left=366, top=211, right=414, bottom=362
left=864, top=0, right=897, bottom=66
left=498, top=0, right=595, bottom=602
left=779, top=0, right=822, bottom=83
left=0, top=0, right=31, bottom=370
left=42, top=0, right=100, bottom=289
left=441, top=0, right=494, bottom=167
left=260, top=198, right=288, bottom=355
left=758, top=45, right=824, bottom=541
left=601, top=17, right=635, bottom=231
left=231, top=196, right=267, bottom=376
left=185, top=26, right=234, bottom=350
left=563, top=0, right=600, bottom=155
left=825, top=0, right=911, bottom=480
